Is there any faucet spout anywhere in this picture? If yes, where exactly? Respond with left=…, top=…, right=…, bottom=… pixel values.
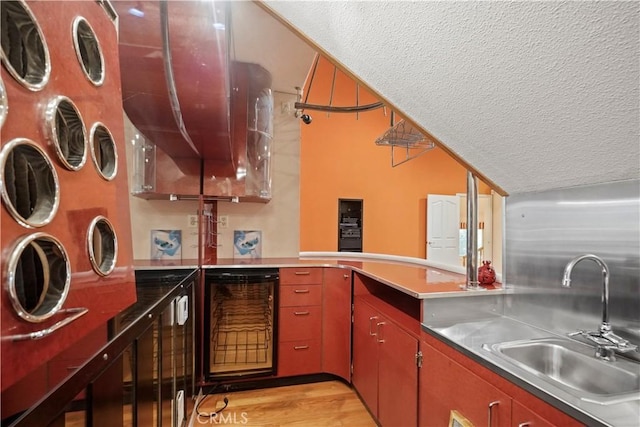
left=563, top=254, right=638, bottom=361
left=562, top=254, right=610, bottom=329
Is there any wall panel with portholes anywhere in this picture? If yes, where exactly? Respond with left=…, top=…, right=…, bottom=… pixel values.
left=0, top=0, right=137, bottom=399
left=44, top=95, right=88, bottom=171
left=0, top=77, right=7, bottom=128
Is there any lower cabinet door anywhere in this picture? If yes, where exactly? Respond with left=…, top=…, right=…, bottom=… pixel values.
left=377, top=319, right=419, bottom=427
left=322, top=268, right=352, bottom=381
left=278, top=339, right=322, bottom=377
left=352, top=298, right=380, bottom=417
left=420, top=343, right=512, bottom=427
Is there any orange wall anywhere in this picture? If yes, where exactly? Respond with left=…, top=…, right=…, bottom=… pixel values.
left=300, top=57, right=489, bottom=258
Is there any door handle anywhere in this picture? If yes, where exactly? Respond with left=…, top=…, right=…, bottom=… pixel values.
left=488, top=401, right=499, bottom=427
left=376, top=322, right=386, bottom=343
left=368, top=316, right=378, bottom=336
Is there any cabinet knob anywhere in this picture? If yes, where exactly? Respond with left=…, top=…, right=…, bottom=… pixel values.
left=343, top=274, right=349, bottom=279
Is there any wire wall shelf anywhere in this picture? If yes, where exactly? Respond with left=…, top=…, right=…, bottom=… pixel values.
left=375, top=119, right=436, bottom=167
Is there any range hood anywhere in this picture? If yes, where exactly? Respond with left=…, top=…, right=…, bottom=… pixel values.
left=116, top=1, right=275, bottom=201
left=116, top=0, right=234, bottom=176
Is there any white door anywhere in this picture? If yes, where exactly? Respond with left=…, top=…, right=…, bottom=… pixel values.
left=426, top=195, right=460, bottom=265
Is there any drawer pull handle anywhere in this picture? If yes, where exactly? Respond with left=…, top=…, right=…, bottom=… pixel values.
left=294, top=289, right=310, bottom=294
left=518, top=423, right=531, bottom=427
left=294, top=345, right=309, bottom=350
left=294, top=271, right=311, bottom=276
left=294, top=311, right=310, bottom=316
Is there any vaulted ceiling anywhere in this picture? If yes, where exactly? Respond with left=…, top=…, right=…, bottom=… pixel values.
left=260, top=1, right=639, bottom=195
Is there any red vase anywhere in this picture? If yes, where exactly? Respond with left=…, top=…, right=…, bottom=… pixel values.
left=478, top=260, right=496, bottom=286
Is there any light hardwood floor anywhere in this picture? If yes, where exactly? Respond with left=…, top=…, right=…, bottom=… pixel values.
left=190, top=380, right=376, bottom=427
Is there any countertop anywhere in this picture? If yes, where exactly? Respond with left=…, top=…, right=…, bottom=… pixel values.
left=134, top=256, right=505, bottom=299
left=423, top=316, right=640, bottom=427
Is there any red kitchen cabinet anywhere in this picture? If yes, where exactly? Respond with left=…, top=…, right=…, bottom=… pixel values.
left=278, top=268, right=323, bottom=377
left=322, top=267, right=352, bottom=381
left=420, top=342, right=512, bottom=427
left=420, top=332, right=582, bottom=427
left=278, top=305, right=322, bottom=342
left=353, top=296, right=419, bottom=426
left=353, top=298, right=381, bottom=414
left=377, top=315, right=419, bottom=427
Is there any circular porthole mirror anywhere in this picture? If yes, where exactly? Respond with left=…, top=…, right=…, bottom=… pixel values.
left=0, top=0, right=51, bottom=91
left=5, top=233, right=71, bottom=322
left=0, top=76, right=7, bottom=128
left=72, top=16, right=104, bottom=86
left=87, top=216, right=117, bottom=276
left=0, top=138, right=60, bottom=228
left=44, top=96, right=88, bottom=171
left=89, top=123, right=117, bottom=180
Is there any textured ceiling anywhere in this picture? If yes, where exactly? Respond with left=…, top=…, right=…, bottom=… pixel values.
left=262, top=1, right=639, bottom=195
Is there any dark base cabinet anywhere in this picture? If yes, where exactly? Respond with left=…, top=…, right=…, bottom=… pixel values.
left=3, top=270, right=197, bottom=427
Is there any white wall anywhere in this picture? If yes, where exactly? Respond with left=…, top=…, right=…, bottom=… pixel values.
left=125, top=91, right=301, bottom=261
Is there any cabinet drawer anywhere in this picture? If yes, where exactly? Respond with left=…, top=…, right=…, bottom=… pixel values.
left=280, top=284, right=322, bottom=307
left=279, top=306, right=322, bottom=342
left=280, top=268, right=323, bottom=285
left=277, top=339, right=322, bottom=376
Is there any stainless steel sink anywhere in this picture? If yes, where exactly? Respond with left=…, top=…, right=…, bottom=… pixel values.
left=484, top=337, right=640, bottom=404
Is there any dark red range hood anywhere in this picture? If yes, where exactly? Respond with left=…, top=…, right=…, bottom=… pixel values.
left=115, top=0, right=235, bottom=177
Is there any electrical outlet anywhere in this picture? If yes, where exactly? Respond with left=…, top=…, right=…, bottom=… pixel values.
left=187, top=215, right=198, bottom=228
left=218, top=215, right=228, bottom=229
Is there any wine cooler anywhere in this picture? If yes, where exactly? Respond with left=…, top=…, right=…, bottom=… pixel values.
left=204, top=269, right=278, bottom=381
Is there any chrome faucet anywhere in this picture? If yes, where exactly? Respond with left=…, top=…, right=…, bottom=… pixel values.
left=562, top=254, right=638, bottom=361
